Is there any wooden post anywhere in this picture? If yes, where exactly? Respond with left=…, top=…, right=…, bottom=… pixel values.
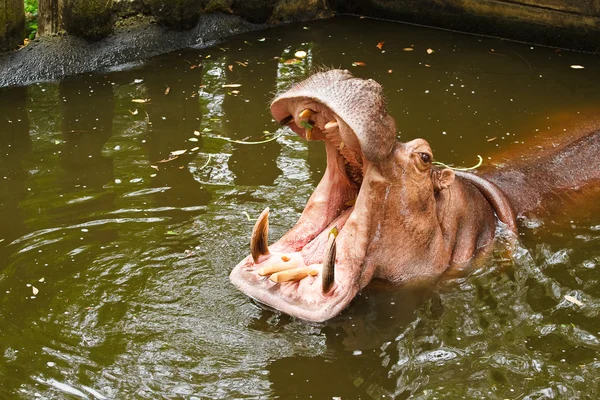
left=0, top=0, right=25, bottom=51
left=38, top=0, right=62, bottom=36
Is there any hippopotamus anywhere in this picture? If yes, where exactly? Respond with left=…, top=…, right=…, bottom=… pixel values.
left=229, top=69, right=600, bottom=322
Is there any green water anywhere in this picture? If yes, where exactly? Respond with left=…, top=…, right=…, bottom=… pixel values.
left=1, top=16, right=599, bottom=399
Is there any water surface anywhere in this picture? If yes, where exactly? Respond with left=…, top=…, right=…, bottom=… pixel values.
left=1, top=16, right=599, bottom=399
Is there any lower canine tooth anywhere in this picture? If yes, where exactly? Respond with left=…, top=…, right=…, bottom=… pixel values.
left=251, top=207, right=270, bottom=263
left=270, top=267, right=318, bottom=283
left=306, top=128, right=312, bottom=140
left=322, top=228, right=337, bottom=293
left=258, top=259, right=299, bottom=276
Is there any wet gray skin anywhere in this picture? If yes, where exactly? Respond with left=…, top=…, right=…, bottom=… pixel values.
left=1, top=16, right=600, bottom=399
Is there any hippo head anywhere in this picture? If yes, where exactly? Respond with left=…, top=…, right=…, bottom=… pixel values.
left=230, top=70, right=456, bottom=322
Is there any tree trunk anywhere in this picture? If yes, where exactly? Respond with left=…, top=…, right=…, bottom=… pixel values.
left=38, top=0, right=62, bottom=36
left=0, top=0, right=25, bottom=51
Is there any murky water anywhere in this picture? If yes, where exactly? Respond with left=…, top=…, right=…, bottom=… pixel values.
left=1, top=16, right=599, bottom=399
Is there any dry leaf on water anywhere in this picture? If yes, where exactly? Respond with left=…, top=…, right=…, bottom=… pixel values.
left=564, top=295, right=584, bottom=306
left=131, top=99, right=150, bottom=103
left=352, top=61, right=366, bottom=67
left=376, top=41, right=385, bottom=50
left=222, top=84, right=242, bottom=88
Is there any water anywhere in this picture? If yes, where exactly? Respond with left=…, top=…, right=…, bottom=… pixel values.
left=1, top=16, right=599, bottom=399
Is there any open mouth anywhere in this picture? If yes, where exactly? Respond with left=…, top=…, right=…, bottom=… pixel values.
left=229, top=69, right=396, bottom=322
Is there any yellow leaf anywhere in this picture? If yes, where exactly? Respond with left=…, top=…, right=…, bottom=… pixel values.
left=131, top=99, right=150, bottom=103
left=376, top=41, right=384, bottom=50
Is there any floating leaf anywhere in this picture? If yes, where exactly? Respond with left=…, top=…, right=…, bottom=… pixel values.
left=39, top=277, right=45, bottom=282
left=129, top=109, right=138, bottom=115
left=427, top=48, right=434, bottom=54
left=352, top=61, right=366, bottom=67
left=32, top=286, right=39, bottom=295
left=164, top=87, right=170, bottom=95
left=570, top=65, right=585, bottom=69
left=235, top=61, right=248, bottom=67
left=131, top=99, right=150, bottom=103
left=166, top=231, right=178, bottom=236
left=150, top=165, right=159, bottom=170
left=564, top=295, right=583, bottom=306
left=284, top=59, right=301, bottom=65
left=388, top=69, right=393, bottom=74
left=228, top=64, right=233, bottom=72
left=189, top=137, right=199, bottom=142
left=294, top=50, right=307, bottom=59
left=258, top=38, right=266, bottom=42
left=487, top=137, right=497, bottom=142
left=191, top=147, right=200, bottom=152
left=222, top=84, right=242, bottom=88
left=376, top=41, right=385, bottom=50
left=170, top=149, right=187, bottom=156
left=230, top=90, right=240, bottom=95
left=403, top=47, right=414, bottom=52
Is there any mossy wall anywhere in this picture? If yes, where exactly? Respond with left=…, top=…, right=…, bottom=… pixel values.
left=330, top=0, right=600, bottom=52
left=0, top=0, right=25, bottom=50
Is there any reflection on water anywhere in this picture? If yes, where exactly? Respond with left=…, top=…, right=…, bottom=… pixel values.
left=0, top=16, right=599, bottom=399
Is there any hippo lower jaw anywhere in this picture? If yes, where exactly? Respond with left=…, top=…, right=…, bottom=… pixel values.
left=230, top=112, right=376, bottom=323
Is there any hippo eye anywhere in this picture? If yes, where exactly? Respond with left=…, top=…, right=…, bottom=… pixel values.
left=420, top=153, right=431, bottom=164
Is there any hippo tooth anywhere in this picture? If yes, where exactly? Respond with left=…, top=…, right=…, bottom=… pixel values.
left=299, top=108, right=313, bottom=118
left=258, top=258, right=300, bottom=276
left=306, top=128, right=312, bottom=141
left=251, top=207, right=270, bottom=263
left=322, top=228, right=337, bottom=293
left=324, top=121, right=338, bottom=131
left=269, top=267, right=318, bottom=283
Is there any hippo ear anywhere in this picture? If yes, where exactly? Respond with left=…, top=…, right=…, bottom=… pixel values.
left=433, top=168, right=455, bottom=192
